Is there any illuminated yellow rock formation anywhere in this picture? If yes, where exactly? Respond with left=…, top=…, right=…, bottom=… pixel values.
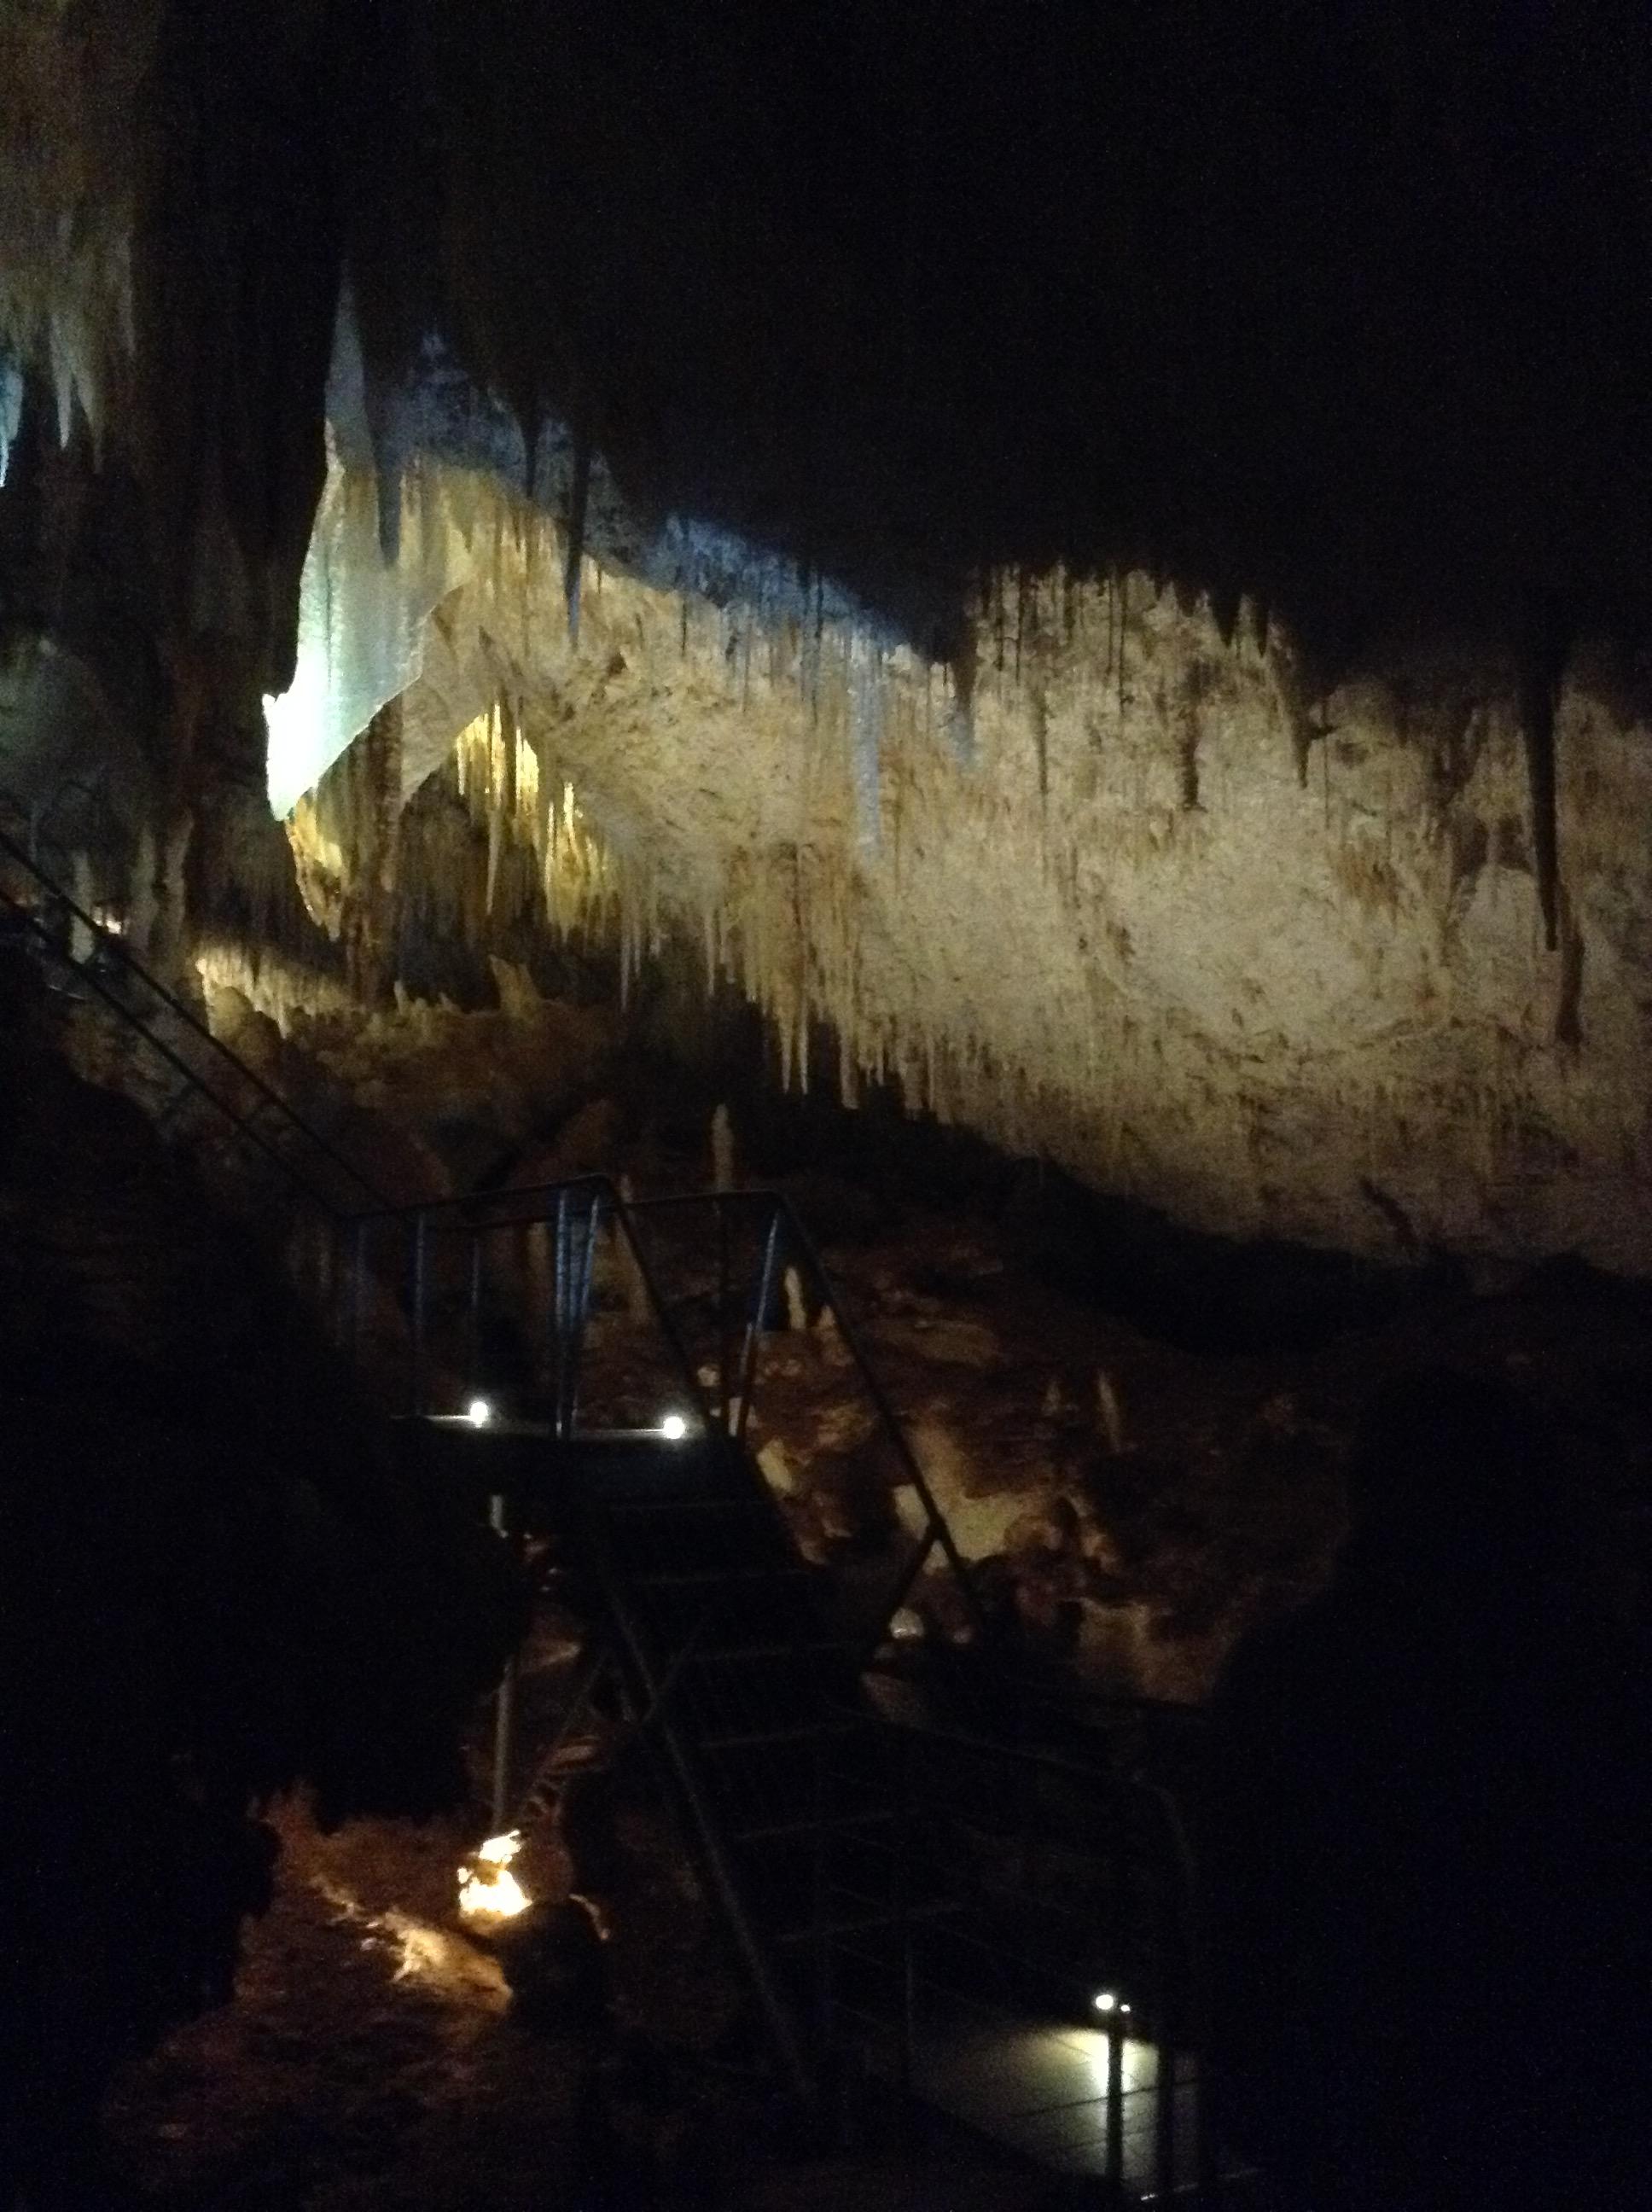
left=270, top=463, right=1652, bottom=1272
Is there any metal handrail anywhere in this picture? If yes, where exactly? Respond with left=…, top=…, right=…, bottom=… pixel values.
left=840, top=1713, right=1210, bottom=2206
left=625, top=1187, right=993, bottom=1649
left=353, top=1175, right=718, bottom=1424
left=570, top=1457, right=818, bottom=2115
left=381, top=1176, right=1207, bottom=2187
left=0, top=824, right=389, bottom=1219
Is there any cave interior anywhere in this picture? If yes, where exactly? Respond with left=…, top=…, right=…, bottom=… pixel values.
left=2, top=6, right=1651, bottom=2208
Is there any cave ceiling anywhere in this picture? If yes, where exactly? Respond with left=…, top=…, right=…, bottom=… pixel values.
left=4, top=3, right=1649, bottom=667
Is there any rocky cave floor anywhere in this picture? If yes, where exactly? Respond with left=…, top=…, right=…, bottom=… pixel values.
left=98, top=1155, right=1652, bottom=2211
left=101, top=1781, right=1042, bottom=2212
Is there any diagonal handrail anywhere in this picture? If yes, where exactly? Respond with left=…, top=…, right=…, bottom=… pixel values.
left=625, top=1188, right=992, bottom=1650
left=0, top=823, right=390, bottom=1219
left=568, top=1455, right=819, bottom=2114
left=363, top=1174, right=990, bottom=1649
left=3, top=841, right=990, bottom=1662
left=352, top=1174, right=718, bottom=1423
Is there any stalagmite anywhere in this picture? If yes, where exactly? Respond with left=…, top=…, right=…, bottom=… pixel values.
left=127, top=822, right=158, bottom=958
left=70, top=851, right=96, bottom=962
left=711, top=1103, right=736, bottom=1191
left=616, top=1175, right=652, bottom=1324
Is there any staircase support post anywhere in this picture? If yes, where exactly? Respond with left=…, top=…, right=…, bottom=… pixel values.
left=489, top=1489, right=518, bottom=1830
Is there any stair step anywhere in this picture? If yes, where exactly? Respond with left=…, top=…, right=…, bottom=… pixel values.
left=730, top=1808, right=897, bottom=1844
left=599, top=1493, right=742, bottom=1516
left=695, top=1638, right=849, bottom=1663
left=771, top=1895, right=960, bottom=1946
left=544, top=1739, right=608, bottom=1773
left=633, top=1564, right=813, bottom=1587
left=700, top=1719, right=859, bottom=1753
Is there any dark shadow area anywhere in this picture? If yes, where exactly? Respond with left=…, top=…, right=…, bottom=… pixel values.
left=0, top=955, right=521, bottom=2209
left=1204, top=1366, right=1652, bottom=2210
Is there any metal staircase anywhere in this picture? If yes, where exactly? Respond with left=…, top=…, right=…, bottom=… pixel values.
left=561, top=1428, right=934, bottom=2110
left=368, top=1180, right=971, bottom=2115
left=379, top=1181, right=1216, bottom=2197
left=0, top=821, right=388, bottom=1220
left=3, top=827, right=1218, bottom=2200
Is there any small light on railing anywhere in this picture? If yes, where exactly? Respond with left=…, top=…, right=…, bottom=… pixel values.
left=466, top=1397, right=493, bottom=1429
left=1092, top=1991, right=1131, bottom=2017
left=660, top=1413, right=689, bottom=1441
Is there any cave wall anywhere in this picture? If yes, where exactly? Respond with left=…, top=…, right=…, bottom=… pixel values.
left=279, top=463, right=1652, bottom=1273
left=5, top=6, right=1652, bottom=1278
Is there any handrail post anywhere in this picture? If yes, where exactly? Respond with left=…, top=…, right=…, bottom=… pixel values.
left=898, top=1726, right=915, bottom=2110
left=489, top=1489, right=518, bottom=1829
left=734, top=1204, right=784, bottom=1447
left=605, top=1185, right=719, bottom=1427
left=410, top=1212, right=428, bottom=1417
left=775, top=1196, right=990, bottom=1644
left=811, top=1726, right=831, bottom=2074
left=349, top=1218, right=366, bottom=1363
left=1154, top=1855, right=1177, bottom=2205
left=567, top=1185, right=600, bottom=1435
left=548, top=1203, right=570, bottom=1406
left=553, top=1188, right=571, bottom=1440
left=717, top=1199, right=732, bottom=1430
left=1104, top=1813, right=1127, bottom=2202
left=467, top=1227, right=484, bottom=1398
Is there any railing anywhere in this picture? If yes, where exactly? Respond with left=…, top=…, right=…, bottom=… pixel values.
left=817, top=1718, right=1215, bottom=2206
left=625, top=1189, right=992, bottom=1652
left=338, top=1175, right=705, bottom=1432
left=0, top=822, right=388, bottom=1221
left=572, top=1468, right=821, bottom=2117
left=341, top=1177, right=990, bottom=1650
left=6, top=820, right=1223, bottom=2194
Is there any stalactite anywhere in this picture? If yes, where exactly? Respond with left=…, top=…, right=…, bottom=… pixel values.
left=849, top=628, right=883, bottom=850
left=1178, top=666, right=1204, bottom=811
left=0, top=346, right=20, bottom=486
left=564, top=422, right=592, bottom=643
left=1210, top=585, right=1242, bottom=649
left=948, top=626, right=978, bottom=768
left=1554, top=887, right=1585, bottom=1047
left=1515, top=596, right=1571, bottom=954
left=1115, top=573, right=1129, bottom=731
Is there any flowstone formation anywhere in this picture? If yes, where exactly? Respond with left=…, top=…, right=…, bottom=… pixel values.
left=270, top=449, right=1652, bottom=1274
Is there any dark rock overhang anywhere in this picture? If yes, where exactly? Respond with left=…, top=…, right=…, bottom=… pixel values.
left=329, top=0, right=1652, bottom=672
left=8, top=0, right=1623, bottom=678
left=5, top=0, right=1651, bottom=941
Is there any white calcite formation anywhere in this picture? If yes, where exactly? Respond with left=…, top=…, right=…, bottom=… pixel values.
left=275, top=459, right=1652, bottom=1273
left=0, top=2, right=162, bottom=477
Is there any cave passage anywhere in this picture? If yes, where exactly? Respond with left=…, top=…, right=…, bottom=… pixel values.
left=3, top=9, right=1652, bottom=2208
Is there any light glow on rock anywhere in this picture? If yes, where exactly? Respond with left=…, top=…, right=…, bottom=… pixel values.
left=457, top=1830, right=530, bottom=1920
